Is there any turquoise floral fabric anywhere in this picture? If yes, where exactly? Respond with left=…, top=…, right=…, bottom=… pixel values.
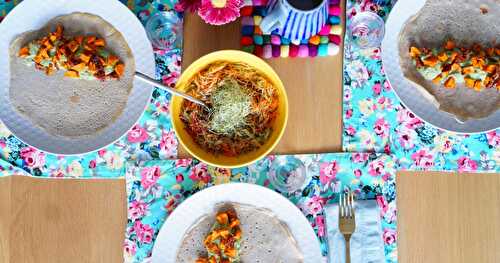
left=0, top=0, right=181, bottom=178
left=125, top=153, right=398, bottom=262
left=343, top=0, right=499, bottom=172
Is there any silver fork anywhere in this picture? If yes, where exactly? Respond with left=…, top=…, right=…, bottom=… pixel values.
left=339, top=191, right=356, bottom=263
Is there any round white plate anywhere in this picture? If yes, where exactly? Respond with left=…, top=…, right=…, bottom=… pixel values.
left=0, top=0, right=155, bottom=155
left=152, top=183, right=323, bottom=263
left=381, top=0, right=500, bottom=134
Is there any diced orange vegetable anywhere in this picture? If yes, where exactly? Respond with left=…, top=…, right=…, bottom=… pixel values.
left=46, top=66, right=55, bottom=76
left=484, top=64, right=497, bottom=74
left=471, top=57, right=484, bottom=67
left=219, top=229, right=230, bottom=239
left=39, top=48, right=49, bottom=58
left=444, top=77, right=456, bottom=89
left=216, top=212, right=229, bottom=225
left=473, top=80, right=482, bottom=91
left=495, top=48, right=500, bottom=56
left=33, top=56, right=42, bottom=64
left=79, top=53, right=91, bottom=64
left=483, top=76, right=492, bottom=87
left=432, top=74, right=442, bottom=84
left=225, top=247, right=237, bottom=258
left=71, top=63, right=86, bottom=72
left=75, top=36, right=84, bottom=44
left=462, top=66, right=475, bottom=74
left=229, top=219, right=240, bottom=228
left=64, top=70, right=79, bottom=78
left=93, top=38, right=105, bottom=47
left=444, top=40, right=455, bottom=50
left=83, top=44, right=95, bottom=51
left=437, top=52, right=448, bottom=62
left=208, top=257, right=217, bottom=263
left=107, top=55, right=119, bottom=66
left=195, top=258, right=208, bottom=263
left=55, top=25, right=63, bottom=37
left=86, top=36, right=96, bottom=44
left=465, top=78, right=475, bottom=88
left=18, top=47, right=29, bottom=57
left=409, top=46, right=421, bottom=58
left=88, top=61, right=97, bottom=72
left=451, top=63, right=461, bottom=72
left=114, top=63, right=125, bottom=77
left=422, top=56, right=439, bottom=67
left=67, top=40, right=79, bottom=52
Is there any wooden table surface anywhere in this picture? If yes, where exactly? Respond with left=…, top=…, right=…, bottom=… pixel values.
left=1, top=11, right=499, bottom=263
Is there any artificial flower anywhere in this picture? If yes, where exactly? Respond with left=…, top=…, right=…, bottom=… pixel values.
left=198, top=0, right=243, bottom=25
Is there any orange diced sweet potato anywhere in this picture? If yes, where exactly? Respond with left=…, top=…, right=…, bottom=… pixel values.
left=71, top=63, right=86, bottom=72
left=93, top=38, right=105, bottom=47
left=462, top=66, right=475, bottom=74
left=64, top=70, right=79, bottom=78
left=67, top=40, right=79, bottom=52
left=444, top=77, right=456, bottom=89
left=483, top=76, right=492, bottom=87
left=409, top=47, right=421, bottom=58
left=18, top=47, right=29, bottom=57
left=216, top=212, right=229, bottom=225
left=114, top=63, right=125, bottom=77
left=484, top=64, right=497, bottom=74
left=422, top=56, right=439, bottom=67
left=75, top=36, right=84, bottom=45
left=107, top=55, right=119, bottom=66
left=473, top=80, right=482, bottom=91
left=451, top=63, right=461, bottom=72
left=86, top=36, right=96, bottom=44
left=437, top=52, right=448, bottom=62
left=79, top=53, right=91, bottom=64
left=465, top=78, right=475, bottom=88
left=444, top=40, right=455, bottom=50
left=432, top=74, right=442, bottom=84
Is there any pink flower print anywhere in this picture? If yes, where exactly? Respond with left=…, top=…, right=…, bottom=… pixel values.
left=189, top=163, right=211, bottom=183
left=129, top=200, right=148, bottom=221
left=376, top=195, right=388, bottom=217
left=371, top=48, right=381, bottom=60
left=175, top=159, right=192, bottom=167
left=304, top=196, right=326, bottom=216
left=19, top=147, right=45, bottom=168
left=411, top=150, right=435, bottom=169
left=368, top=160, right=386, bottom=177
left=140, top=166, right=161, bottom=189
left=98, top=149, right=107, bottom=157
left=372, top=83, right=382, bottom=95
left=160, top=131, right=177, bottom=157
left=123, top=240, right=137, bottom=258
left=398, top=128, right=416, bottom=150
left=457, top=157, right=478, bottom=172
left=345, top=108, right=353, bottom=119
left=344, top=89, right=351, bottom=101
left=486, top=131, right=500, bottom=148
left=374, top=118, right=389, bottom=138
left=383, top=80, right=391, bottom=91
left=162, top=71, right=180, bottom=88
left=51, top=169, right=64, bottom=178
left=176, top=174, right=184, bottom=183
left=127, top=124, right=149, bottom=143
left=89, top=160, right=96, bottom=169
left=383, top=228, right=397, bottom=245
left=354, top=169, right=362, bottom=178
left=346, top=126, right=356, bottom=136
left=319, top=161, right=339, bottom=185
left=315, top=216, right=326, bottom=237
left=397, top=108, right=423, bottom=129
left=134, top=221, right=154, bottom=244
left=175, top=0, right=201, bottom=12
left=352, top=153, right=369, bottom=163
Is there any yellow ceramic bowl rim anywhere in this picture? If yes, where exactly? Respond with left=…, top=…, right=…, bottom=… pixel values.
left=171, top=50, right=288, bottom=168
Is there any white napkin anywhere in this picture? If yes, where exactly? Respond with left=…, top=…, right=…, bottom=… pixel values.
left=324, top=199, right=385, bottom=263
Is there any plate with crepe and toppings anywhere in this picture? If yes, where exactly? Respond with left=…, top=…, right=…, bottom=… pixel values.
left=382, top=0, right=500, bottom=133
left=0, top=0, right=154, bottom=154
left=152, top=183, right=322, bottom=263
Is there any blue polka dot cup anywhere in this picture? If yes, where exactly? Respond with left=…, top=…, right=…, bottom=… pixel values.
left=260, top=0, right=328, bottom=44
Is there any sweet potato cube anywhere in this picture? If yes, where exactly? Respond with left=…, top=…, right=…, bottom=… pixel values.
left=409, top=47, right=421, bottom=58
left=225, top=247, right=237, bottom=258
left=216, top=212, right=229, bottom=225
left=473, top=80, right=482, bottom=91
left=444, top=77, right=456, bottom=89
left=64, top=70, right=79, bottom=78
left=93, top=38, right=105, bottom=47
left=422, top=56, right=439, bottom=67
left=75, top=36, right=84, bottom=45
left=444, top=40, right=455, bottom=50
left=437, top=52, right=448, bottom=62
left=451, top=63, right=461, bottom=72
left=465, top=78, right=475, bottom=88
left=107, top=55, right=119, bottom=66
left=229, top=219, right=240, bottom=228
left=71, top=63, right=86, bottom=72
left=432, top=74, right=442, bottom=84
left=114, top=63, right=125, bottom=77
left=67, top=41, right=79, bottom=52
left=79, top=53, right=91, bottom=64
left=18, top=47, right=29, bottom=57
left=462, top=66, right=475, bottom=74
left=86, top=36, right=96, bottom=44
left=484, top=64, right=497, bottom=74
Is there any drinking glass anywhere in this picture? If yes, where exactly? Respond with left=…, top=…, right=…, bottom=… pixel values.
left=145, top=11, right=183, bottom=53
left=268, top=156, right=309, bottom=193
left=349, top=11, right=385, bottom=49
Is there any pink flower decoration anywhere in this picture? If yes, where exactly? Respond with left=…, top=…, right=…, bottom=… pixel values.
left=383, top=228, right=397, bottom=245
left=486, top=131, right=500, bottom=148
left=304, top=196, right=326, bottom=216
left=20, top=147, right=45, bottom=168
left=397, top=108, right=423, bottom=129
left=352, top=153, right=369, bottom=163
left=372, top=83, right=382, bottom=95
left=176, top=159, right=193, bottom=167
left=175, top=0, right=201, bottom=12
left=315, top=216, right=326, bottom=237
left=319, top=161, right=339, bottom=185
left=89, top=160, right=97, bottom=169
left=346, top=126, right=356, bottom=136
left=134, top=221, right=154, bottom=244
left=373, top=118, right=389, bottom=138
left=411, top=150, right=435, bottom=169
left=354, top=169, right=362, bottom=178
left=123, top=240, right=137, bottom=257
left=398, top=128, right=416, bottom=150
left=127, top=124, right=149, bottom=143
left=198, top=0, right=243, bottom=25
left=129, top=200, right=148, bottom=221
left=368, top=160, right=386, bottom=177
left=160, top=131, right=178, bottom=157
left=376, top=195, right=388, bottom=217
left=140, top=166, right=161, bottom=189
left=457, top=157, right=478, bottom=172
left=189, top=163, right=211, bottom=183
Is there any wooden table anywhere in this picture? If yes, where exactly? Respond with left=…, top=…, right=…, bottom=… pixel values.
left=1, top=12, right=499, bottom=263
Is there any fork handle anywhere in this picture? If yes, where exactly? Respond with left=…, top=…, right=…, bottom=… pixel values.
left=344, top=234, right=351, bottom=263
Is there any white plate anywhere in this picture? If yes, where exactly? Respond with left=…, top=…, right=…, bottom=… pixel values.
left=152, top=183, right=323, bottom=263
left=381, top=0, right=500, bottom=134
left=0, top=0, right=155, bottom=155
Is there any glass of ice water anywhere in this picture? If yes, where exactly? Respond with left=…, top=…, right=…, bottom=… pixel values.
left=145, top=11, right=183, bottom=53
left=349, top=11, right=385, bottom=49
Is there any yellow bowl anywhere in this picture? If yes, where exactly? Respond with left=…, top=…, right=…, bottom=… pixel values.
left=171, top=50, right=288, bottom=168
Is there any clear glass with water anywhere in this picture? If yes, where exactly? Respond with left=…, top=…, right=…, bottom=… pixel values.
left=349, top=11, right=385, bottom=49
left=268, top=156, right=309, bottom=193
left=145, top=11, right=183, bottom=53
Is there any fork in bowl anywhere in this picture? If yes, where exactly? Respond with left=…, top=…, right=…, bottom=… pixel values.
left=339, top=191, right=356, bottom=263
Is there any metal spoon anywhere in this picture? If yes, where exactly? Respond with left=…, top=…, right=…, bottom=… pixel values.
left=135, top=72, right=208, bottom=108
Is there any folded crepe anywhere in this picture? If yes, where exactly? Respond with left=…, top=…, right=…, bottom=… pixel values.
left=398, top=0, right=499, bottom=121
left=9, top=12, right=134, bottom=138
left=176, top=203, right=304, bottom=263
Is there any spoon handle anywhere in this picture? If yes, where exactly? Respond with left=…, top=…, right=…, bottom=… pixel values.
left=134, top=72, right=206, bottom=107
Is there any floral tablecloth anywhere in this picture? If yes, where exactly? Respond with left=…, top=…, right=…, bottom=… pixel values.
left=0, top=0, right=182, bottom=178
left=125, top=153, right=398, bottom=262
left=342, top=0, right=499, bottom=172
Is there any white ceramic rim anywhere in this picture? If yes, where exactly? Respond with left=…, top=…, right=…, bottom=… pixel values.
left=151, top=183, right=323, bottom=263
left=0, top=0, right=155, bottom=155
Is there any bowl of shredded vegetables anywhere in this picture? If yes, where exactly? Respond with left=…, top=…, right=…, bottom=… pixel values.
left=171, top=50, right=288, bottom=168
